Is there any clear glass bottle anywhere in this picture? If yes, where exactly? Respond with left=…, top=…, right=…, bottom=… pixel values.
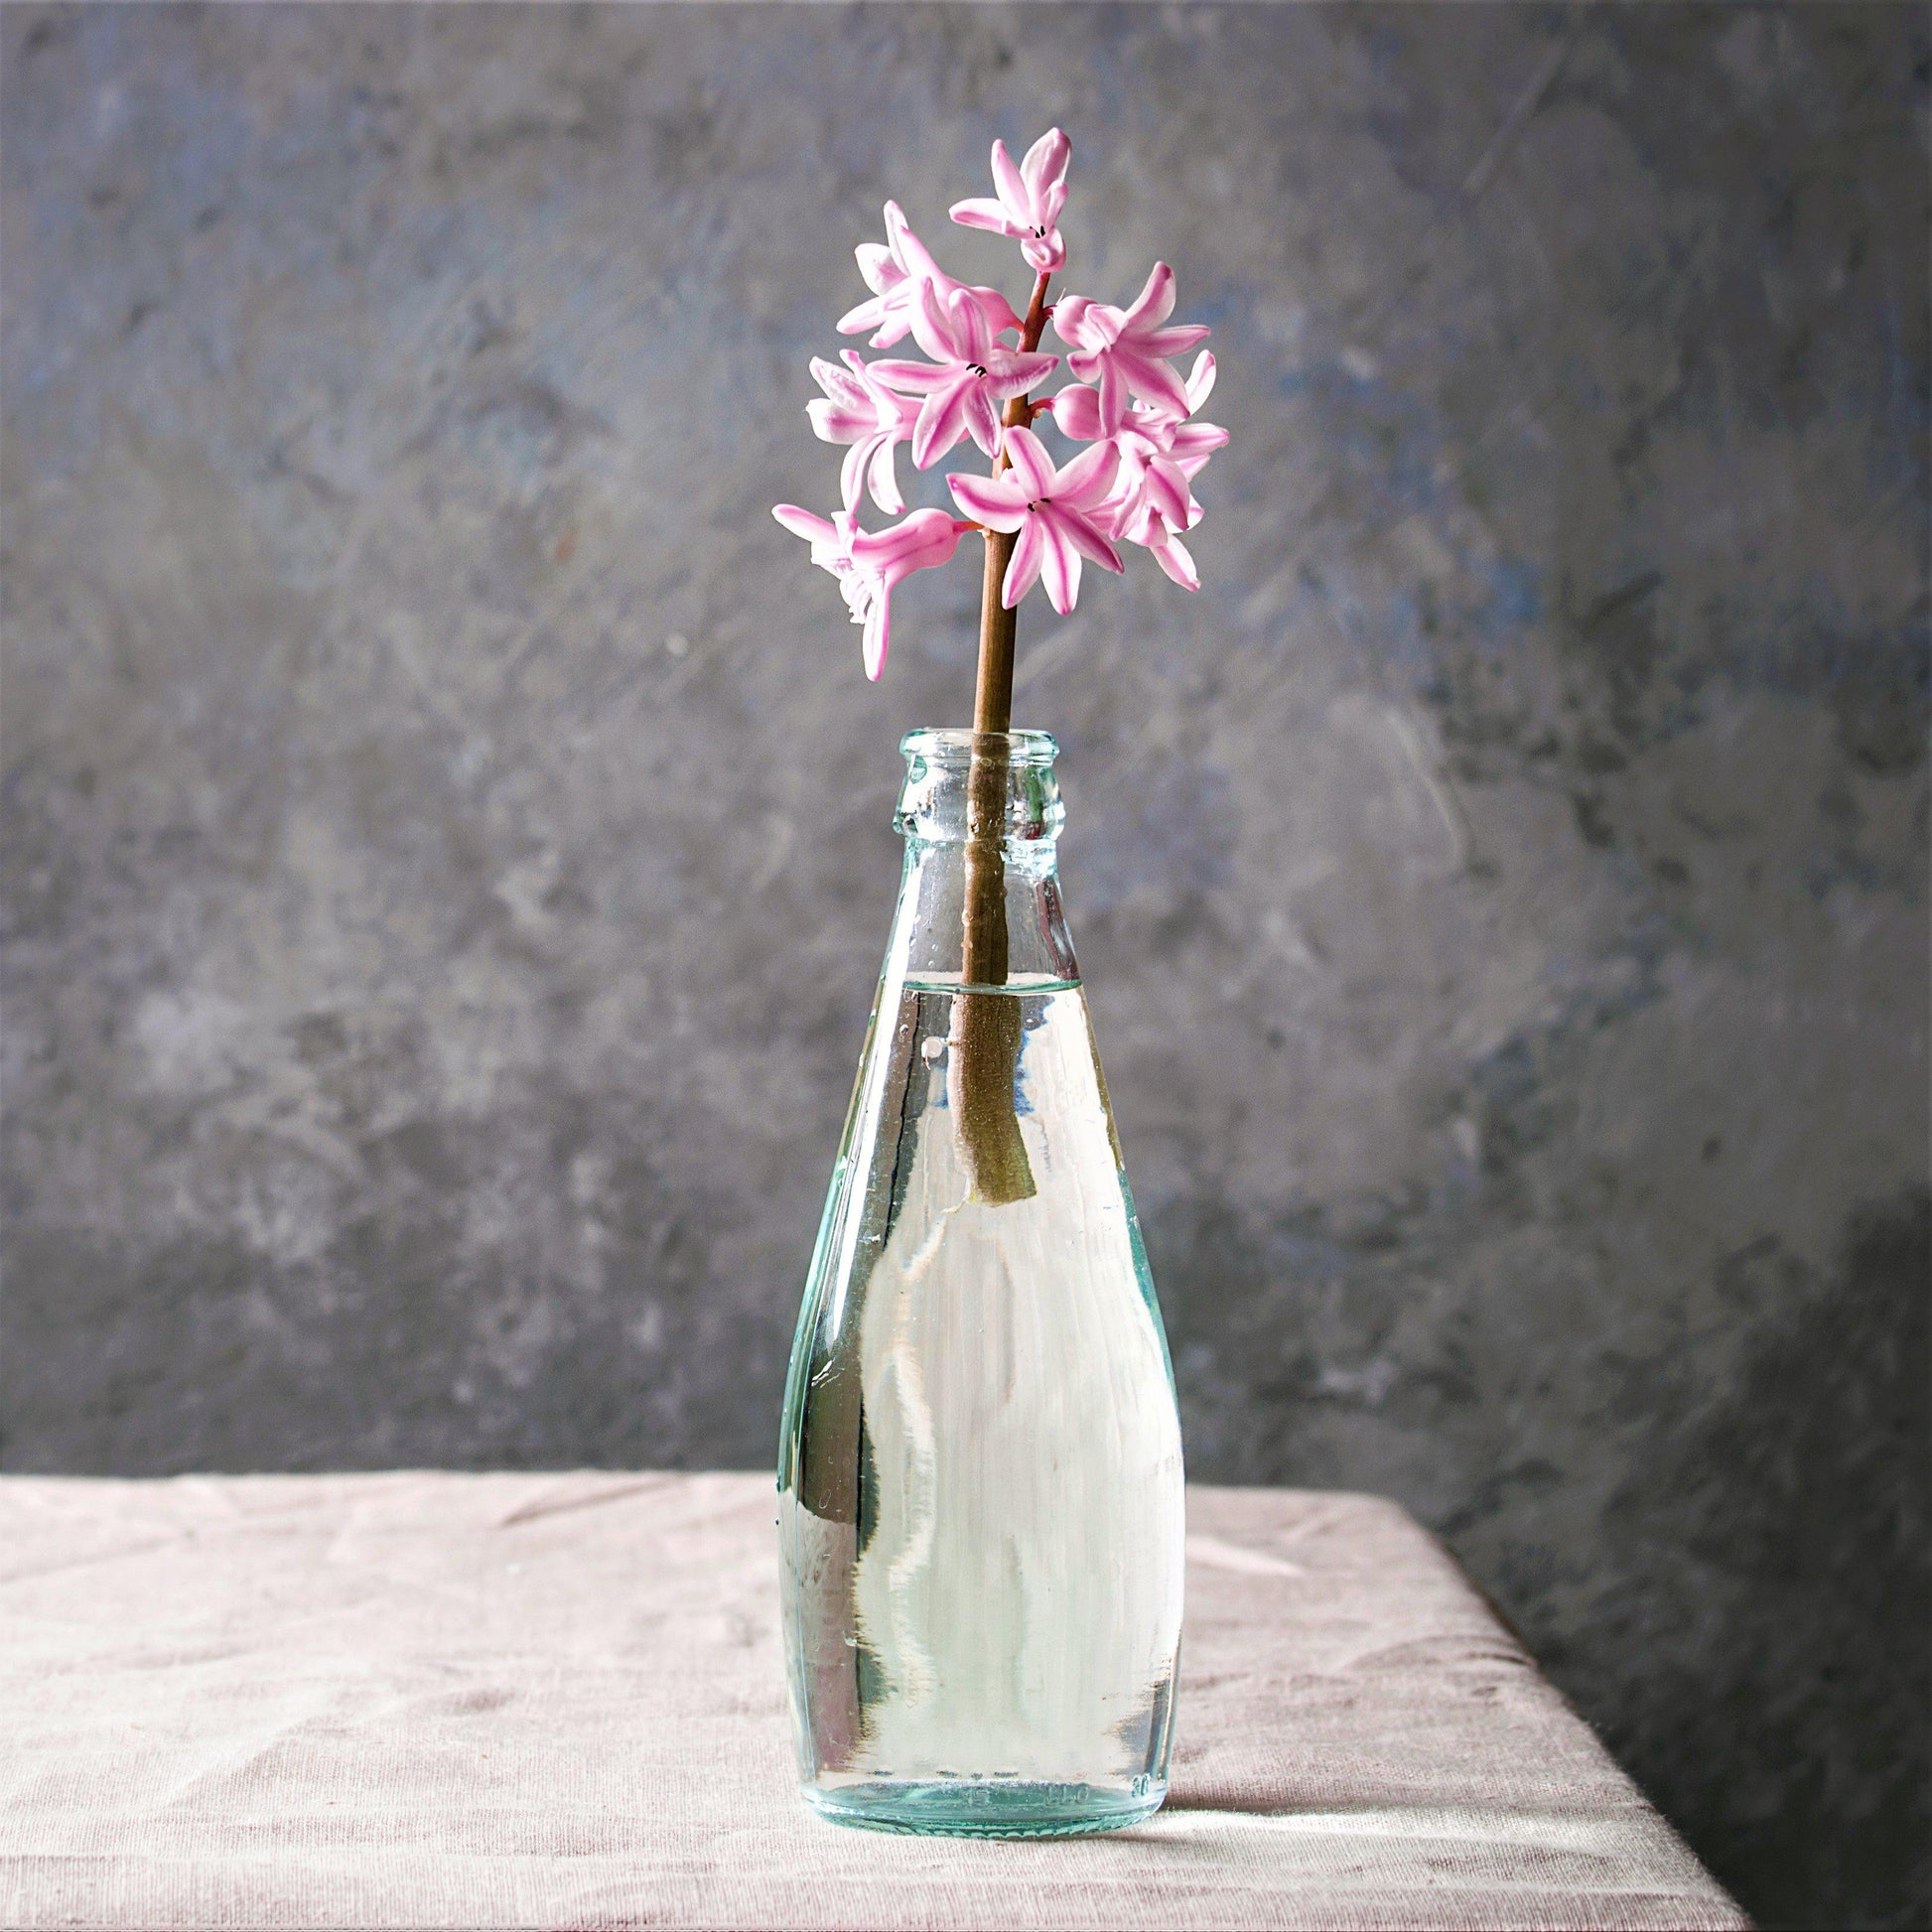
left=777, top=729, right=1185, bottom=1838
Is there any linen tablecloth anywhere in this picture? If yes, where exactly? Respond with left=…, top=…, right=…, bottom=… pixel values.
left=0, top=1471, right=1745, bottom=1930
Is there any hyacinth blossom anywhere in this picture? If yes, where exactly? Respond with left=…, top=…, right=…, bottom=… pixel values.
left=769, top=505, right=962, bottom=681
left=1050, top=263, right=1210, bottom=426
left=837, top=200, right=1022, bottom=349
left=873, top=281, right=1059, bottom=468
left=947, top=128, right=1071, bottom=274
left=775, top=129, right=1225, bottom=680
left=1062, top=351, right=1229, bottom=592
left=948, top=428, right=1122, bottom=617
left=804, top=352, right=922, bottom=516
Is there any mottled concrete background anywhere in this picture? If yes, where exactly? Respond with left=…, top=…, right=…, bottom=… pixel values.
left=3, top=4, right=1926, bottom=1924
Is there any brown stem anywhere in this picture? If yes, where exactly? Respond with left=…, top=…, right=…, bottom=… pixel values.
left=950, top=271, right=1052, bottom=1206
left=973, top=531, right=1019, bottom=739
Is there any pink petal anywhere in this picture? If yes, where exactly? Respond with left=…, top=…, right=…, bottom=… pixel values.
left=947, top=472, right=1029, bottom=531
left=810, top=356, right=867, bottom=407
left=964, top=285, right=1025, bottom=337
left=842, top=346, right=896, bottom=398
left=862, top=595, right=890, bottom=680
left=985, top=349, right=1058, bottom=398
left=1037, top=513, right=1081, bottom=615
left=837, top=294, right=891, bottom=339
left=1051, top=296, right=1096, bottom=346
left=962, top=384, right=1004, bottom=460
left=1049, top=384, right=1106, bottom=440
left=950, top=197, right=1021, bottom=237
left=1150, top=527, right=1198, bottom=591
left=953, top=288, right=993, bottom=363
left=772, top=504, right=833, bottom=543
left=1185, top=351, right=1217, bottom=410
left=1001, top=424, right=1058, bottom=499
left=855, top=506, right=960, bottom=578
left=1106, top=433, right=1152, bottom=510
left=838, top=439, right=869, bottom=512
left=1076, top=304, right=1124, bottom=351
left=1170, top=420, right=1229, bottom=460
left=1020, top=127, right=1070, bottom=204
left=962, top=382, right=1003, bottom=458
left=869, top=358, right=951, bottom=395
left=911, top=376, right=973, bottom=469
left=912, top=505, right=965, bottom=566
left=1056, top=505, right=1125, bottom=574
left=867, top=438, right=904, bottom=516
left=885, top=202, right=940, bottom=281
left=1139, top=324, right=1211, bottom=359
left=1144, top=455, right=1193, bottom=528
left=854, top=242, right=894, bottom=293
left=808, top=400, right=875, bottom=444
left=910, top=278, right=962, bottom=364
left=990, top=139, right=1030, bottom=222
left=1114, top=347, right=1192, bottom=416
left=1022, top=230, right=1064, bottom=274
left=1095, top=360, right=1127, bottom=435
left=1053, top=438, right=1121, bottom=509
left=1002, top=513, right=1045, bottom=609
left=1122, top=262, right=1176, bottom=332
left=1100, top=473, right=1140, bottom=539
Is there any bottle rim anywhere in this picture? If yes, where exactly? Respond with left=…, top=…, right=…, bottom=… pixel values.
left=899, top=727, right=1059, bottom=767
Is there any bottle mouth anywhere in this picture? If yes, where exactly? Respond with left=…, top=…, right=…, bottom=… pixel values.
left=899, top=728, right=1059, bottom=770
left=896, top=729, right=1063, bottom=844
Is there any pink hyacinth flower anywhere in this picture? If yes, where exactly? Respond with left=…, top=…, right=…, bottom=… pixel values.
left=1110, top=429, right=1200, bottom=544
left=771, top=503, right=962, bottom=680
left=949, top=128, right=1072, bottom=275
left=871, top=282, right=1059, bottom=469
left=1119, top=499, right=1200, bottom=592
left=838, top=201, right=1022, bottom=350
left=1056, top=351, right=1229, bottom=463
left=1130, top=350, right=1230, bottom=474
left=1103, top=354, right=1227, bottom=577
left=1052, top=262, right=1210, bottom=426
left=947, top=425, right=1123, bottom=617
left=806, top=350, right=921, bottom=515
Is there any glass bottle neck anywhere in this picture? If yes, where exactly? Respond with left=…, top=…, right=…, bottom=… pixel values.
left=886, top=730, right=1078, bottom=990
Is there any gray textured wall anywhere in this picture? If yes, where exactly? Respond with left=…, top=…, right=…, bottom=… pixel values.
left=3, top=5, right=1926, bottom=1925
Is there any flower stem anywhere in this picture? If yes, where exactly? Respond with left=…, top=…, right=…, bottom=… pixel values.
left=950, top=270, right=1052, bottom=1206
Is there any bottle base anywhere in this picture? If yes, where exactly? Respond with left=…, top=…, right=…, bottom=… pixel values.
left=802, top=1777, right=1167, bottom=1838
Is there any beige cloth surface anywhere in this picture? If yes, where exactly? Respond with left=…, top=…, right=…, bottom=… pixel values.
left=0, top=1471, right=1745, bottom=1931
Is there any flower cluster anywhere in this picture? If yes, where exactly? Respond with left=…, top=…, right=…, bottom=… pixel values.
left=774, top=131, right=1226, bottom=679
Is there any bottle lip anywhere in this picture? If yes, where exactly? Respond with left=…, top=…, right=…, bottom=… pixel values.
left=899, top=727, right=1059, bottom=767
